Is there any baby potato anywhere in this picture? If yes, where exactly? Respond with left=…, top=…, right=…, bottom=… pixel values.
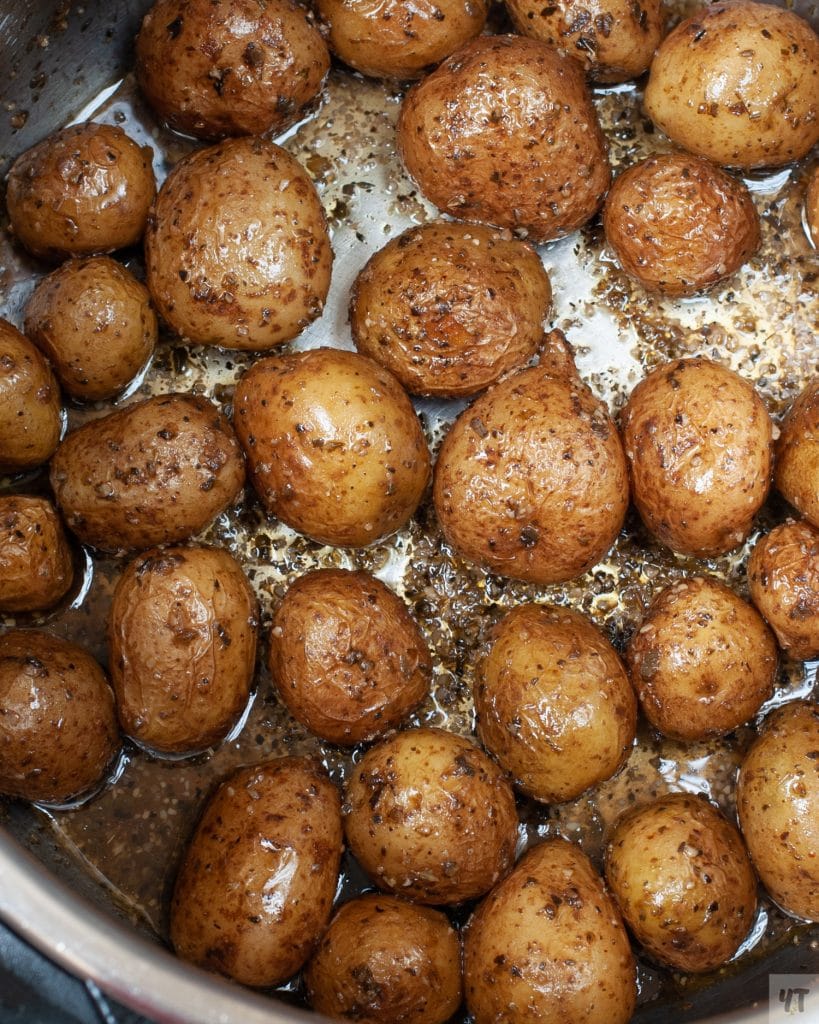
left=604, top=793, right=757, bottom=972
left=6, top=123, right=156, bottom=261
left=464, top=838, right=636, bottom=1024
left=643, top=1, right=819, bottom=169
left=344, top=727, right=518, bottom=904
left=50, top=393, right=245, bottom=553
left=0, top=496, right=74, bottom=613
left=806, top=166, right=819, bottom=247
left=170, top=757, right=343, bottom=986
left=145, top=136, right=332, bottom=351
left=0, top=629, right=119, bottom=804
left=350, top=222, right=552, bottom=398
left=234, top=347, right=430, bottom=547
left=775, top=378, right=819, bottom=528
left=24, top=256, right=157, bottom=401
left=305, top=894, right=462, bottom=1024
left=475, top=603, right=636, bottom=803
left=397, top=35, right=611, bottom=243
left=620, top=357, right=773, bottom=557
left=268, top=568, right=431, bottom=745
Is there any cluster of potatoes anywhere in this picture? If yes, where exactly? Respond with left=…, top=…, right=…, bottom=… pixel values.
left=1, top=0, right=818, bottom=1021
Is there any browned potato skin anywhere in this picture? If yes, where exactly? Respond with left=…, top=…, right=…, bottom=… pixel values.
left=775, top=379, right=819, bottom=528
left=0, top=630, right=119, bottom=803
left=350, top=222, right=551, bottom=398
left=475, top=603, right=636, bottom=803
left=737, top=701, right=819, bottom=922
left=268, top=568, right=431, bottom=745
left=344, top=727, right=518, bottom=904
left=0, top=496, right=74, bottom=613
left=170, top=757, right=343, bottom=986
left=604, top=793, right=757, bottom=972
left=620, top=357, right=773, bottom=557
left=305, top=894, right=462, bottom=1024
left=234, top=347, right=430, bottom=547
left=0, top=319, right=62, bottom=474
left=397, top=35, right=611, bottom=243
left=6, top=123, right=156, bottom=262
left=807, top=166, right=819, bottom=247
left=50, top=393, right=246, bottom=553
left=464, top=838, right=636, bottom=1024
left=603, top=153, right=760, bottom=297
left=643, top=2, right=819, bottom=169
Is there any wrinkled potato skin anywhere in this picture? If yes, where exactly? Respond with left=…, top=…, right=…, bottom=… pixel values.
left=475, top=603, right=636, bottom=803
left=775, top=379, right=819, bottom=528
left=397, top=35, right=611, bottom=242
left=145, top=137, right=332, bottom=350
left=50, top=393, right=245, bottom=553
left=170, top=757, right=343, bottom=986
left=620, top=357, right=773, bottom=556
left=0, top=496, right=73, bottom=613
left=350, top=222, right=551, bottom=398
left=643, top=2, right=819, bottom=169
left=344, top=727, right=518, bottom=904
left=807, top=166, right=819, bottom=247
left=604, top=794, right=757, bottom=972
left=0, top=630, right=119, bottom=804
left=464, top=838, right=636, bottom=1024
left=306, top=894, right=462, bottom=1024
left=0, top=319, right=61, bottom=474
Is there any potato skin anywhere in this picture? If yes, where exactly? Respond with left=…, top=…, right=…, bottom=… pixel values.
left=643, top=1, right=819, bottom=169
left=604, top=793, right=757, bottom=972
left=170, top=757, right=343, bottom=986
left=464, top=838, right=636, bottom=1024
left=775, top=379, right=819, bottom=528
left=50, top=393, right=245, bottom=553
left=0, top=630, right=119, bottom=804
left=344, top=727, right=518, bottom=904
left=350, top=222, right=551, bottom=398
left=397, top=35, right=611, bottom=243
left=0, top=496, right=74, bottom=613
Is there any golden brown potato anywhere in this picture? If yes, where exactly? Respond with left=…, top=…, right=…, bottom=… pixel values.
left=50, top=393, right=245, bottom=553
left=397, top=35, right=611, bottom=243
left=604, top=793, right=757, bottom=972
left=620, top=357, right=773, bottom=557
left=806, top=165, right=819, bottom=247
left=144, top=137, right=332, bottom=351
left=170, top=757, right=343, bottom=985
left=350, top=222, right=551, bottom=398
left=6, top=123, right=156, bottom=261
left=775, top=379, right=819, bottom=528
left=305, top=894, right=462, bottom=1024
left=344, top=727, right=518, bottom=904
left=644, top=1, right=819, bottom=169
left=268, top=568, right=431, bottom=745
left=0, top=629, right=119, bottom=804
left=0, top=496, right=74, bottom=614
left=234, top=347, right=430, bottom=547
left=464, top=838, right=636, bottom=1024
left=475, top=603, right=636, bottom=803
left=602, top=153, right=760, bottom=297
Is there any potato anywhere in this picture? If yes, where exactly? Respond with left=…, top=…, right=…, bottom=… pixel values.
left=24, top=256, right=157, bottom=401
left=807, top=165, right=819, bottom=247
left=475, top=603, right=636, bottom=803
left=305, top=894, right=462, bottom=1024
left=268, top=568, right=431, bottom=745
left=604, top=793, right=757, bottom=972
left=170, top=757, right=343, bottom=985
left=464, top=838, right=636, bottom=1024
left=397, top=35, right=611, bottom=243
left=0, top=629, right=119, bottom=804
left=643, top=1, right=819, bottom=169
left=0, top=496, right=74, bottom=613
left=350, top=222, right=551, bottom=398
left=775, top=378, right=819, bottom=528
left=234, top=347, right=430, bottom=547
left=344, top=727, right=518, bottom=904
left=620, top=357, right=773, bottom=557
left=144, top=136, right=332, bottom=351
left=6, top=122, right=156, bottom=261
left=50, top=393, right=245, bottom=553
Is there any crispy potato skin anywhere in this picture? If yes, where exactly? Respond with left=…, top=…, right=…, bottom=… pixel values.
left=643, top=1, right=819, bottom=169
left=50, top=393, right=246, bottom=553
left=604, top=793, right=757, bottom=972
left=344, top=727, right=518, bottom=904
left=397, top=35, right=611, bottom=243
left=775, top=379, right=819, bottom=528
left=350, top=222, right=551, bottom=398
left=0, top=319, right=62, bottom=474
left=145, top=137, right=332, bottom=350
left=0, top=496, right=73, bottom=613
left=464, top=838, right=636, bottom=1024
left=170, top=757, right=343, bottom=986
left=807, top=166, right=819, bottom=247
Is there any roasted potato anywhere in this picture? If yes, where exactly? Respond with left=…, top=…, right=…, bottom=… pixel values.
left=0, top=496, right=74, bottom=613
left=775, top=378, right=819, bottom=528
left=807, top=165, right=819, bottom=247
